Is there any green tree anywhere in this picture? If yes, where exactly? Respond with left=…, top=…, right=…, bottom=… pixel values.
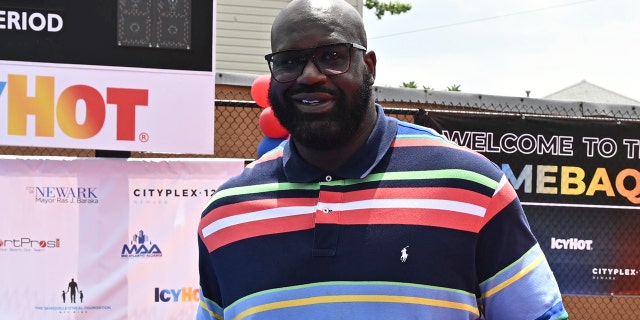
left=365, top=0, right=412, bottom=19
left=400, top=81, right=462, bottom=92
left=446, top=84, right=461, bottom=91
left=401, top=80, right=418, bottom=88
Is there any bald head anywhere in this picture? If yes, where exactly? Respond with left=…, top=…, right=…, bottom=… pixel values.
left=271, top=0, right=367, bottom=51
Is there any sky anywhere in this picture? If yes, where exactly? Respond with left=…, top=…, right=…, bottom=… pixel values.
left=361, top=0, right=640, bottom=101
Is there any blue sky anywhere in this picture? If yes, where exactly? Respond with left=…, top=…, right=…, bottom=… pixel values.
left=362, top=0, right=640, bottom=101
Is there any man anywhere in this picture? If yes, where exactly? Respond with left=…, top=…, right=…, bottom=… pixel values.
left=197, top=0, right=568, bottom=319
left=67, top=278, right=79, bottom=303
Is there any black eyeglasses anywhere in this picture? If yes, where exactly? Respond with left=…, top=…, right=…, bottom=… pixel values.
left=265, top=42, right=367, bottom=83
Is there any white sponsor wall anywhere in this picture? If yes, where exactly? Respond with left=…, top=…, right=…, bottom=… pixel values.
left=0, top=156, right=245, bottom=319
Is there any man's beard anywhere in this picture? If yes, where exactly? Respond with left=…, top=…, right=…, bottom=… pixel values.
left=269, top=71, right=374, bottom=150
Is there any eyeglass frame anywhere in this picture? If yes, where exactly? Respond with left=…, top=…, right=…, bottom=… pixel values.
left=264, top=42, right=367, bottom=83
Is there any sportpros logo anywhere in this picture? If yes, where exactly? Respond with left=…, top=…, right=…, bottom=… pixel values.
left=2, top=74, right=148, bottom=140
left=0, top=237, right=60, bottom=251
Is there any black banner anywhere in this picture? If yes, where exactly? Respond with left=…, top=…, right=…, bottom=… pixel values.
left=419, top=112, right=640, bottom=295
left=0, top=0, right=212, bottom=71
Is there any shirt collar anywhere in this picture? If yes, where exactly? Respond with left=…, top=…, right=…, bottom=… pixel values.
left=282, top=104, right=398, bottom=182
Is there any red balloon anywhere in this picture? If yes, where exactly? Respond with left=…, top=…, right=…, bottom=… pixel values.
left=259, top=107, right=288, bottom=138
left=251, top=74, right=272, bottom=108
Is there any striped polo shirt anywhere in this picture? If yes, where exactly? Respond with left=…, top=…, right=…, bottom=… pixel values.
left=197, top=105, right=568, bottom=320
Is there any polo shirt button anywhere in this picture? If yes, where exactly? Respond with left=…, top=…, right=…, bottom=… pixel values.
left=322, top=208, right=332, bottom=214
left=325, top=175, right=332, bottom=182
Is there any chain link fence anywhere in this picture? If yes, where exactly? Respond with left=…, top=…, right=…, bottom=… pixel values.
left=2, top=83, right=640, bottom=319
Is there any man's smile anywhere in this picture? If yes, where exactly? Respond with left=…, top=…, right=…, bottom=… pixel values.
left=291, top=92, right=336, bottom=113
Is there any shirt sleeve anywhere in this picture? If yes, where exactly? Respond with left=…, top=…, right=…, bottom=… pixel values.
left=476, top=175, right=569, bottom=320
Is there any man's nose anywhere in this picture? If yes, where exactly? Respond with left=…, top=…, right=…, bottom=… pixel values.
left=297, top=58, right=327, bottom=85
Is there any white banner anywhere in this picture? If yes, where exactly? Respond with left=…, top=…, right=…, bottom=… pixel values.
left=0, top=61, right=215, bottom=154
left=0, top=156, right=245, bottom=319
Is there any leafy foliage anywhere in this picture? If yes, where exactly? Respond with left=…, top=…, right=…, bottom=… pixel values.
left=400, top=81, right=462, bottom=92
left=401, top=80, right=418, bottom=88
left=446, top=84, right=462, bottom=91
left=365, top=0, right=412, bottom=19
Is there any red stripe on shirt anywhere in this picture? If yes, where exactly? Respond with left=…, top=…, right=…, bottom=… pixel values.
left=201, top=213, right=314, bottom=252
left=484, top=180, right=518, bottom=222
left=337, top=187, right=491, bottom=207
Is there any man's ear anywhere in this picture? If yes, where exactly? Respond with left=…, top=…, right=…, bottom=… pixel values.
left=364, top=50, right=377, bottom=81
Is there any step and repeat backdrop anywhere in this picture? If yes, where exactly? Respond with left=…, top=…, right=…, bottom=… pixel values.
left=0, top=157, right=245, bottom=319
left=420, top=113, right=640, bottom=296
left=0, top=1, right=237, bottom=318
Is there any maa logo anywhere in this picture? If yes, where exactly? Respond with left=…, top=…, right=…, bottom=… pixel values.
left=121, top=230, right=162, bottom=258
